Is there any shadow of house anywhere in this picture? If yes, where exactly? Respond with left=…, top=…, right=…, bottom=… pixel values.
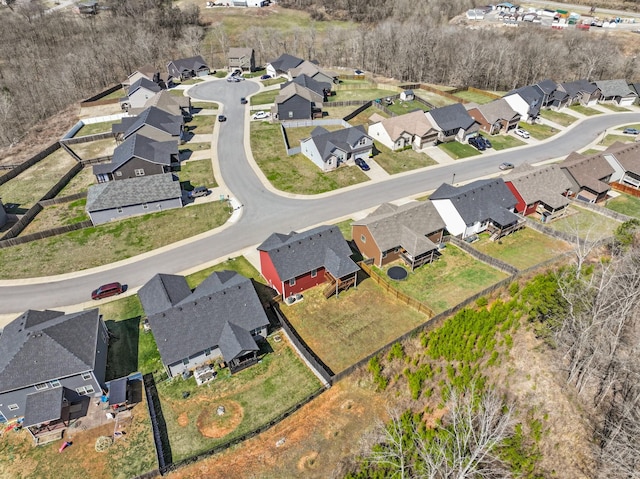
left=104, top=317, right=141, bottom=381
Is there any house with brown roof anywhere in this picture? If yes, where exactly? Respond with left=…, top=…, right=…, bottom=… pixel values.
left=503, top=163, right=572, bottom=222
left=352, top=201, right=446, bottom=270
left=274, top=82, right=323, bottom=120
left=367, top=110, right=438, bottom=151
left=466, top=99, right=521, bottom=135
left=598, top=141, right=640, bottom=189
left=228, top=47, right=255, bottom=72
left=560, top=151, right=615, bottom=203
left=288, top=60, right=336, bottom=86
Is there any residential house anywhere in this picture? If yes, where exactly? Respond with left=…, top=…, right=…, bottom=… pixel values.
left=93, top=134, right=179, bottom=183
left=266, top=53, right=304, bottom=78
left=466, top=99, right=521, bottom=135
left=629, top=82, right=640, bottom=104
left=274, top=82, right=323, bottom=120
left=533, top=79, right=559, bottom=107
left=367, top=110, right=438, bottom=151
left=112, top=106, right=184, bottom=143
left=138, top=270, right=270, bottom=376
left=556, top=80, right=601, bottom=106
left=288, top=60, right=336, bottom=85
left=593, top=80, right=637, bottom=106
left=352, top=201, right=446, bottom=270
left=430, top=178, right=523, bottom=240
left=597, top=141, right=640, bottom=189
left=120, top=77, right=163, bottom=111
left=400, top=90, right=415, bottom=101
left=503, top=163, right=572, bottom=222
left=128, top=90, right=191, bottom=119
left=166, top=55, right=210, bottom=81
left=86, top=173, right=182, bottom=225
left=300, top=125, right=374, bottom=172
left=257, top=224, right=360, bottom=298
left=425, top=103, right=479, bottom=143
left=124, top=66, right=170, bottom=89
left=0, top=309, right=108, bottom=444
left=227, top=47, right=255, bottom=72
left=560, top=151, right=615, bottom=203
left=0, top=199, right=7, bottom=228
left=281, top=74, right=331, bottom=100
left=503, top=85, right=543, bottom=122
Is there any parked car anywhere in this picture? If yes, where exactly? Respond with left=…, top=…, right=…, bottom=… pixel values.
left=514, top=128, right=530, bottom=139
left=260, top=74, right=272, bottom=80
left=226, top=76, right=235, bottom=82
left=188, top=186, right=211, bottom=199
left=354, top=69, right=364, bottom=75
left=252, top=111, right=269, bottom=120
left=481, top=136, right=492, bottom=148
left=355, top=158, right=370, bottom=171
left=91, top=282, right=124, bottom=300
left=468, top=136, right=486, bottom=151
left=218, top=115, right=227, bottom=122
left=499, top=162, right=515, bottom=170
left=232, top=69, right=242, bottom=76
left=623, top=128, right=640, bottom=135
left=240, top=97, right=247, bottom=104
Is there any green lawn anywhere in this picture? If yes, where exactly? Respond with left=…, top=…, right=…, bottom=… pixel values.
left=473, top=227, right=573, bottom=270
left=453, top=90, right=497, bottom=104
left=343, top=105, right=389, bottom=126
left=284, top=124, right=343, bottom=146
left=191, top=101, right=219, bottom=110
left=262, top=77, right=287, bottom=87
left=180, top=141, right=210, bottom=153
left=546, top=206, right=621, bottom=241
left=213, top=71, right=228, bottom=78
left=250, top=121, right=369, bottom=194
left=0, top=201, right=233, bottom=279
left=334, top=219, right=354, bottom=241
left=76, top=120, right=118, bottom=136
left=250, top=89, right=279, bottom=106
left=58, top=166, right=96, bottom=196
left=100, top=88, right=125, bottom=100
left=569, top=104, right=603, bottom=116
left=539, top=109, right=578, bottom=127
left=283, top=279, right=428, bottom=373
left=374, top=244, right=509, bottom=313
left=371, top=142, right=437, bottom=174
left=186, top=114, right=216, bottom=132
left=438, top=141, right=481, bottom=159
left=580, top=148, right=603, bottom=156
left=600, top=103, right=631, bottom=112
left=599, top=134, right=631, bottom=147
left=518, top=121, right=559, bottom=140
left=168, top=89, right=187, bottom=97
left=179, top=158, right=216, bottom=189
left=616, top=123, right=640, bottom=132
left=20, top=198, right=89, bottom=235
left=328, top=88, right=398, bottom=102
left=606, top=193, right=640, bottom=218
left=414, top=90, right=457, bottom=108
left=480, top=133, right=525, bottom=151
left=385, top=100, right=430, bottom=115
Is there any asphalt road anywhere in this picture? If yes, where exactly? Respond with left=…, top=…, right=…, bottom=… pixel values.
left=1, top=78, right=639, bottom=315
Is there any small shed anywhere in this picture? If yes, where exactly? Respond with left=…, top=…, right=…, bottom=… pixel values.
left=400, top=90, right=415, bottom=101
left=108, top=377, right=128, bottom=410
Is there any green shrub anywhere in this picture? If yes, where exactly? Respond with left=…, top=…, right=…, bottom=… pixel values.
left=387, top=342, right=405, bottom=362
left=509, top=282, right=520, bottom=297
left=476, top=296, right=489, bottom=307
left=368, top=355, right=388, bottom=391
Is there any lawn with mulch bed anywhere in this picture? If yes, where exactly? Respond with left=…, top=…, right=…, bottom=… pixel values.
left=282, top=279, right=428, bottom=373
left=371, top=142, right=437, bottom=174
left=606, top=193, right=640, bottom=218
left=472, top=227, right=573, bottom=270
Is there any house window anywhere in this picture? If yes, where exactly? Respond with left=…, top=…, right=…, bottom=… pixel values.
left=8, top=404, right=18, bottom=411
left=382, top=251, right=387, bottom=258
left=143, top=203, right=148, bottom=209
left=288, top=111, right=293, bottom=118
left=359, top=138, right=367, bottom=145
left=115, top=171, right=122, bottom=176
left=182, top=358, right=189, bottom=366
left=34, top=383, right=48, bottom=391
left=289, top=278, right=296, bottom=286
left=76, top=385, right=95, bottom=395
left=251, top=327, right=263, bottom=336
left=49, top=380, right=61, bottom=388
left=311, top=269, right=317, bottom=278
left=81, top=372, right=92, bottom=381
left=360, top=234, right=366, bottom=243
left=134, top=169, right=145, bottom=177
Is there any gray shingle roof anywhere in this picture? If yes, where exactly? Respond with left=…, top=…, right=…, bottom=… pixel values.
left=115, top=106, right=183, bottom=139
left=268, top=53, right=304, bottom=73
left=535, top=79, right=558, bottom=95
left=257, top=224, right=359, bottom=281
left=140, top=271, right=269, bottom=365
left=23, top=387, right=65, bottom=427
left=430, top=179, right=519, bottom=226
left=352, top=201, right=445, bottom=255
left=307, top=125, right=372, bottom=163
left=428, top=103, right=476, bottom=131
left=218, top=322, right=259, bottom=362
left=593, top=79, right=636, bottom=98
left=281, top=74, right=330, bottom=97
left=506, top=86, right=543, bottom=117
left=167, top=55, right=209, bottom=77
left=128, top=77, right=162, bottom=96
left=0, top=310, right=101, bottom=393
left=276, top=82, right=323, bottom=105
left=228, top=47, right=253, bottom=58
left=559, top=79, right=599, bottom=98
left=93, top=134, right=177, bottom=176
left=86, top=173, right=182, bottom=212
left=505, top=163, right=572, bottom=209
left=138, top=273, right=192, bottom=317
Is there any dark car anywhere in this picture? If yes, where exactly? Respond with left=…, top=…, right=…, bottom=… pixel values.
left=218, top=115, right=227, bottom=122
left=499, top=162, right=515, bottom=170
left=188, top=186, right=211, bottom=199
left=260, top=74, right=272, bottom=80
left=233, top=69, right=242, bottom=76
left=480, top=136, right=492, bottom=148
left=355, top=158, right=370, bottom=171
left=469, top=136, right=486, bottom=151
left=623, top=128, right=640, bottom=135
left=91, top=282, right=123, bottom=300
left=240, top=97, right=247, bottom=104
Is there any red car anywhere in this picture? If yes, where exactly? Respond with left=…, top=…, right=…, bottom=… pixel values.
left=91, top=282, right=124, bottom=300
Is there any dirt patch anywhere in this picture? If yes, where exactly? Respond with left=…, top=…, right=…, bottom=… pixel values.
left=196, top=400, right=244, bottom=439
left=177, top=413, right=189, bottom=427
left=297, top=451, right=319, bottom=471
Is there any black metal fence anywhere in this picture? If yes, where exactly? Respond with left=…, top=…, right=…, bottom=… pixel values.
left=142, top=373, right=172, bottom=473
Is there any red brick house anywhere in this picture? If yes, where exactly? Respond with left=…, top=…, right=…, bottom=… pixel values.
left=257, top=225, right=359, bottom=299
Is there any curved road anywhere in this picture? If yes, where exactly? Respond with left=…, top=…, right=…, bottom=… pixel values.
left=1, top=79, right=639, bottom=315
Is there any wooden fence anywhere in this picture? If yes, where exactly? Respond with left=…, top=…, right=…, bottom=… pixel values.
left=0, top=142, right=60, bottom=187
left=571, top=198, right=631, bottom=222
left=611, top=182, right=640, bottom=198
left=61, top=131, right=113, bottom=145
left=448, top=236, right=519, bottom=275
left=400, top=83, right=466, bottom=104
left=80, top=84, right=123, bottom=108
left=0, top=220, right=93, bottom=248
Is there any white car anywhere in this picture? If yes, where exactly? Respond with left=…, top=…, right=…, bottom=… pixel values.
left=514, top=128, right=530, bottom=139
left=252, top=111, right=269, bottom=120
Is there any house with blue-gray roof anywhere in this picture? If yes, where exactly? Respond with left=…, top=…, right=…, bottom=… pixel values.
left=425, top=103, right=479, bottom=143
left=112, top=106, right=184, bottom=143
left=300, top=125, right=373, bottom=171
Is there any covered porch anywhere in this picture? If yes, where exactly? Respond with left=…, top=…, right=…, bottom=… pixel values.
left=24, top=388, right=70, bottom=446
left=487, top=215, right=526, bottom=241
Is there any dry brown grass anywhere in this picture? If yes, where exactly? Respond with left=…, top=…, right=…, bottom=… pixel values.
left=68, top=138, right=117, bottom=161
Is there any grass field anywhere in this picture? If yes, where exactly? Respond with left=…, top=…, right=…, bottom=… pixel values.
left=191, top=101, right=219, bottom=110
left=0, top=149, right=77, bottom=211
left=76, top=120, right=118, bottom=136
left=343, top=105, right=389, bottom=126
left=371, top=142, right=437, bottom=174
left=473, top=227, right=573, bottom=270
left=250, top=89, right=279, bottom=106
left=569, top=104, right=603, bottom=116
left=250, top=121, right=369, bottom=194
left=546, top=206, right=621, bottom=240
left=180, top=141, right=210, bottom=153
left=452, top=90, right=497, bottom=104
left=438, top=141, right=481, bottom=159
left=599, top=134, right=632, bottom=147
left=518, top=121, right=559, bottom=140
left=187, top=114, right=216, bottom=132
left=169, top=89, right=188, bottom=97
left=20, top=198, right=89, bottom=235
left=100, top=88, right=125, bottom=100
left=480, top=133, right=526, bottom=151
left=58, top=166, right=96, bottom=196
left=600, top=103, right=631, bottom=112
left=179, top=158, right=217, bottom=189
left=374, top=244, right=509, bottom=313
left=283, top=279, right=427, bottom=373
left=328, top=88, right=398, bottom=103
left=284, top=124, right=343, bottom=146
left=262, top=77, right=287, bottom=87
left=580, top=148, right=603, bottom=155
left=615, top=123, right=640, bottom=132
left=0, top=201, right=233, bottom=279
left=539, top=109, right=578, bottom=127
left=334, top=219, right=354, bottom=241
left=70, top=138, right=116, bottom=161
left=385, top=100, right=430, bottom=115
left=414, top=90, right=457, bottom=108
left=606, top=193, right=640, bottom=218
